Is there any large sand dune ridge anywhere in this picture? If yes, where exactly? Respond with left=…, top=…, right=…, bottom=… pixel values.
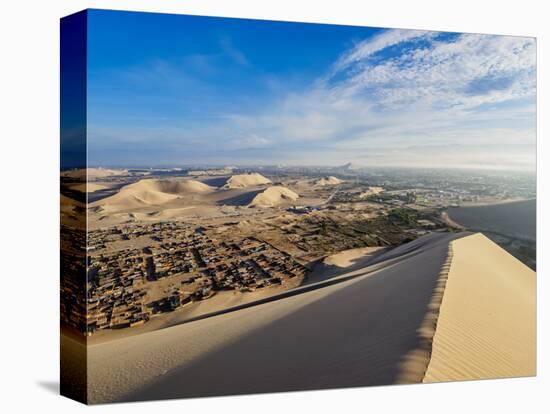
left=423, top=233, right=536, bottom=382
left=84, top=232, right=461, bottom=403
left=70, top=183, right=109, bottom=193
left=315, top=176, right=344, bottom=186
left=249, top=186, right=299, bottom=208
left=75, top=231, right=536, bottom=403
left=91, top=178, right=215, bottom=211
left=222, top=173, right=272, bottom=189
left=62, top=167, right=128, bottom=180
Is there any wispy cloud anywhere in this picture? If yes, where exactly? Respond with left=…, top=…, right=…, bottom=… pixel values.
left=328, top=29, right=434, bottom=76
left=214, top=30, right=536, bottom=169
left=325, top=31, right=535, bottom=110
left=219, top=36, right=250, bottom=67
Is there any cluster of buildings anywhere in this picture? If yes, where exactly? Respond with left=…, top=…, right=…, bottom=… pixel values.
left=148, top=231, right=307, bottom=293
left=74, top=222, right=307, bottom=335
left=60, top=225, right=87, bottom=333
left=201, top=237, right=306, bottom=291
left=86, top=248, right=149, bottom=334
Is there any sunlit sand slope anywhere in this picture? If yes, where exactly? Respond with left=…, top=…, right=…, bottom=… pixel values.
left=70, top=183, right=108, bottom=193
left=314, top=176, right=343, bottom=186
left=424, top=233, right=536, bottom=382
left=249, top=185, right=299, bottom=207
left=222, top=173, right=272, bottom=188
left=90, top=179, right=215, bottom=211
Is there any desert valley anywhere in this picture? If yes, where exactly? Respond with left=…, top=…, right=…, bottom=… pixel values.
left=60, top=165, right=536, bottom=403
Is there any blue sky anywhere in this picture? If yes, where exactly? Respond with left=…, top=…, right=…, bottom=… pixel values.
left=87, top=9, right=536, bottom=170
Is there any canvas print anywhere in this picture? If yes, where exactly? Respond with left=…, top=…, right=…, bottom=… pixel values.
left=60, top=9, right=536, bottom=404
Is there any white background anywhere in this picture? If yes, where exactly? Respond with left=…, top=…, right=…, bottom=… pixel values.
left=0, top=0, right=547, bottom=412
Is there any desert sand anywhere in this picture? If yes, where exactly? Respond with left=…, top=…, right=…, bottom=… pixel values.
left=223, top=173, right=272, bottom=189
left=302, top=246, right=387, bottom=285
left=423, top=233, right=536, bottom=382
left=91, top=178, right=215, bottom=211
left=249, top=186, right=299, bottom=208
left=77, top=231, right=536, bottom=403
left=314, top=176, right=344, bottom=186
left=359, top=186, right=384, bottom=198
left=87, top=286, right=298, bottom=345
left=323, top=246, right=386, bottom=268
left=70, top=183, right=109, bottom=193
left=85, top=232, right=462, bottom=403
left=60, top=194, right=82, bottom=211
left=62, top=167, right=128, bottom=180
left=60, top=194, right=85, bottom=219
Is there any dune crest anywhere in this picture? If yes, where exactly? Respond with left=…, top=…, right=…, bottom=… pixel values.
left=92, top=178, right=215, bottom=211
left=248, top=186, right=299, bottom=208
left=423, top=233, right=536, bottom=382
left=315, top=176, right=344, bottom=186
left=132, top=179, right=216, bottom=194
left=397, top=244, right=454, bottom=383
left=223, top=173, right=272, bottom=189
left=62, top=167, right=128, bottom=180
left=70, top=183, right=108, bottom=193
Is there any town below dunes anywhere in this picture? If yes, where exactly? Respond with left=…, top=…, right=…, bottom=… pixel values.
left=60, top=166, right=536, bottom=403
left=71, top=231, right=535, bottom=403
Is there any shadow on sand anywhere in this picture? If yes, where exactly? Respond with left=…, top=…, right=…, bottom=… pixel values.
left=119, top=232, right=464, bottom=403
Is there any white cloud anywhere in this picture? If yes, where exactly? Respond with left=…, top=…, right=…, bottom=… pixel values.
left=329, top=29, right=434, bottom=75
left=216, top=30, right=536, bottom=169
left=325, top=32, right=535, bottom=109
left=234, top=133, right=270, bottom=148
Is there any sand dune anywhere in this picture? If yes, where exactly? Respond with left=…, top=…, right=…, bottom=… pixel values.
left=61, top=169, right=86, bottom=180
left=423, top=233, right=536, bottom=382
left=304, top=246, right=388, bottom=286
left=85, top=232, right=463, bottom=403
left=80, top=231, right=536, bottom=403
left=315, top=176, right=344, bottom=186
left=70, top=183, right=109, bottom=193
left=60, top=194, right=84, bottom=214
left=60, top=194, right=86, bottom=226
left=248, top=186, right=299, bottom=208
left=359, top=186, right=384, bottom=198
left=62, top=167, right=128, bottom=180
left=131, top=179, right=215, bottom=194
left=91, top=179, right=215, bottom=211
left=213, top=189, right=264, bottom=206
left=322, top=246, right=385, bottom=268
left=222, top=173, right=272, bottom=189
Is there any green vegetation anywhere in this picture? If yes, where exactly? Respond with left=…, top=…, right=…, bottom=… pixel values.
left=388, top=208, right=419, bottom=226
